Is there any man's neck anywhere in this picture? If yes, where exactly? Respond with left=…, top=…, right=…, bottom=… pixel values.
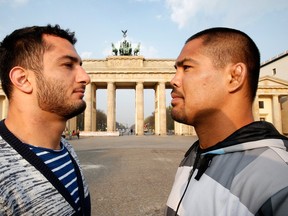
left=5, top=112, right=66, bottom=150
left=195, top=115, right=254, bottom=150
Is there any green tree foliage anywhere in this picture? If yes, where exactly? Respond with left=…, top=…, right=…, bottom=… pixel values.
left=144, top=112, right=155, bottom=131
left=116, top=122, right=126, bottom=130
left=144, top=106, right=174, bottom=131
left=96, top=109, right=107, bottom=131
left=166, top=106, right=174, bottom=131
left=96, top=110, right=126, bottom=131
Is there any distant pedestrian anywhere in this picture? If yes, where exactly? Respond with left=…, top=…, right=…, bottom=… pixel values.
left=76, top=128, right=80, bottom=139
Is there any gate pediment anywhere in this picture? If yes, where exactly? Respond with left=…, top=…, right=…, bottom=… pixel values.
left=258, top=76, right=288, bottom=89
left=257, top=75, right=288, bottom=95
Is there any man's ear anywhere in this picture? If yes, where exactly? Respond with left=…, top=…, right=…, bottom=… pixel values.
left=227, top=63, right=247, bottom=93
left=9, top=66, right=33, bottom=94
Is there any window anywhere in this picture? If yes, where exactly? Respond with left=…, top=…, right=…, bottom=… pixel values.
left=259, top=101, right=264, bottom=109
left=272, top=68, right=276, bottom=76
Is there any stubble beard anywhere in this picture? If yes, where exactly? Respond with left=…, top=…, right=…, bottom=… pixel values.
left=171, top=106, right=189, bottom=125
left=36, top=76, right=86, bottom=120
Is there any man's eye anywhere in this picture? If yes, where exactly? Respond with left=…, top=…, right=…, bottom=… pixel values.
left=183, top=65, right=191, bottom=70
left=64, top=63, right=73, bottom=68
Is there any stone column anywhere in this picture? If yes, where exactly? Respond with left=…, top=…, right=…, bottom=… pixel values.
left=252, top=95, right=260, bottom=121
left=135, top=82, right=144, bottom=135
left=174, top=121, right=181, bottom=135
left=272, top=95, right=282, bottom=133
left=91, top=85, right=97, bottom=131
left=154, top=86, right=159, bottom=135
left=174, top=121, right=195, bottom=136
left=0, top=96, right=7, bottom=119
left=155, top=82, right=167, bottom=135
left=4, top=97, right=8, bottom=118
left=159, top=82, right=167, bottom=135
left=107, top=82, right=116, bottom=132
left=84, top=83, right=92, bottom=131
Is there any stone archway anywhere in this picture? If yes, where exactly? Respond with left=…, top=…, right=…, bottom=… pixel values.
left=82, top=56, right=177, bottom=135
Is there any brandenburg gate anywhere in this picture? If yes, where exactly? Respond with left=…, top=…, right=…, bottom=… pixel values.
left=81, top=55, right=194, bottom=136
left=79, top=30, right=194, bottom=136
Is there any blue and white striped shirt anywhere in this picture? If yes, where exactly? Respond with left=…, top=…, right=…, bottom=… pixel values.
left=28, top=143, right=80, bottom=211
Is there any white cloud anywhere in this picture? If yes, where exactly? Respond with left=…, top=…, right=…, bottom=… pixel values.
left=102, top=40, right=121, bottom=57
left=139, top=44, right=159, bottom=58
left=81, top=51, right=93, bottom=59
left=165, top=0, right=288, bottom=29
left=165, top=0, right=203, bottom=29
left=134, top=0, right=160, bottom=2
left=0, top=0, right=30, bottom=7
left=223, top=0, right=288, bottom=26
left=102, top=46, right=113, bottom=57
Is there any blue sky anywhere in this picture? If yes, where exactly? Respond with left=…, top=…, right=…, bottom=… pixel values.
left=1, top=0, right=288, bottom=127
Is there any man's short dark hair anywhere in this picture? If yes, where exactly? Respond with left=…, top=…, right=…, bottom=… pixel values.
left=186, top=27, right=260, bottom=101
left=0, top=24, right=77, bottom=99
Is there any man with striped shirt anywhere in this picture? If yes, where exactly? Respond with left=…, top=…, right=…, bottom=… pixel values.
left=0, top=25, right=91, bottom=215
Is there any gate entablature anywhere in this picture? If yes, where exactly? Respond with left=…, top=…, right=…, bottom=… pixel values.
left=83, top=56, right=176, bottom=83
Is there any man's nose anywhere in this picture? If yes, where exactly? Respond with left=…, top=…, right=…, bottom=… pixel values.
left=77, top=67, right=91, bottom=85
left=170, top=73, right=181, bottom=88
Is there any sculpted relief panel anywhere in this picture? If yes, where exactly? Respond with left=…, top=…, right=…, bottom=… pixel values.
left=107, top=57, right=143, bottom=68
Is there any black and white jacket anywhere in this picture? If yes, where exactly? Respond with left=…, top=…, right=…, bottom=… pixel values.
left=166, top=121, right=288, bottom=216
left=0, top=120, right=91, bottom=216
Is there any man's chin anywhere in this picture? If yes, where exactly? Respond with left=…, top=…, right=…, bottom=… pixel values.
left=64, top=103, right=86, bottom=119
left=171, top=111, right=187, bottom=125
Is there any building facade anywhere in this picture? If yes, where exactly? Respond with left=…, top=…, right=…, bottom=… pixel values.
left=256, top=51, right=288, bottom=134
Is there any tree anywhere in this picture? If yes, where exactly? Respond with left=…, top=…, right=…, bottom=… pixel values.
left=144, top=106, right=174, bottom=132
left=166, top=106, right=174, bottom=131
left=116, top=122, right=126, bottom=130
left=96, top=110, right=127, bottom=131
left=96, top=109, right=107, bottom=131
left=144, top=112, right=155, bottom=131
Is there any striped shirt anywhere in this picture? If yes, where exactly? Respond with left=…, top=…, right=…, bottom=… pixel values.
left=28, top=143, right=81, bottom=212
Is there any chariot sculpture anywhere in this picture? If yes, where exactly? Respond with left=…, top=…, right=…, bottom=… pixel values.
left=111, top=30, right=140, bottom=56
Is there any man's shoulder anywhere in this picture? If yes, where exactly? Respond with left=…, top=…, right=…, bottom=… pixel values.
left=61, top=138, right=76, bottom=150
left=61, top=138, right=78, bottom=159
left=0, top=136, right=13, bottom=151
left=61, top=138, right=73, bottom=147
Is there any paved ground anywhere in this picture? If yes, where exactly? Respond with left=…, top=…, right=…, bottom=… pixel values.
left=70, top=135, right=197, bottom=216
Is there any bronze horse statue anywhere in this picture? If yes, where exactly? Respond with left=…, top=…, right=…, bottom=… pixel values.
left=119, top=40, right=132, bottom=56
left=111, top=43, right=118, bottom=56
left=133, top=43, right=140, bottom=56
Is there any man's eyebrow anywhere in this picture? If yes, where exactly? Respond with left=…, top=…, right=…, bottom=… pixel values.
left=57, top=55, right=82, bottom=65
left=174, top=57, right=198, bottom=68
